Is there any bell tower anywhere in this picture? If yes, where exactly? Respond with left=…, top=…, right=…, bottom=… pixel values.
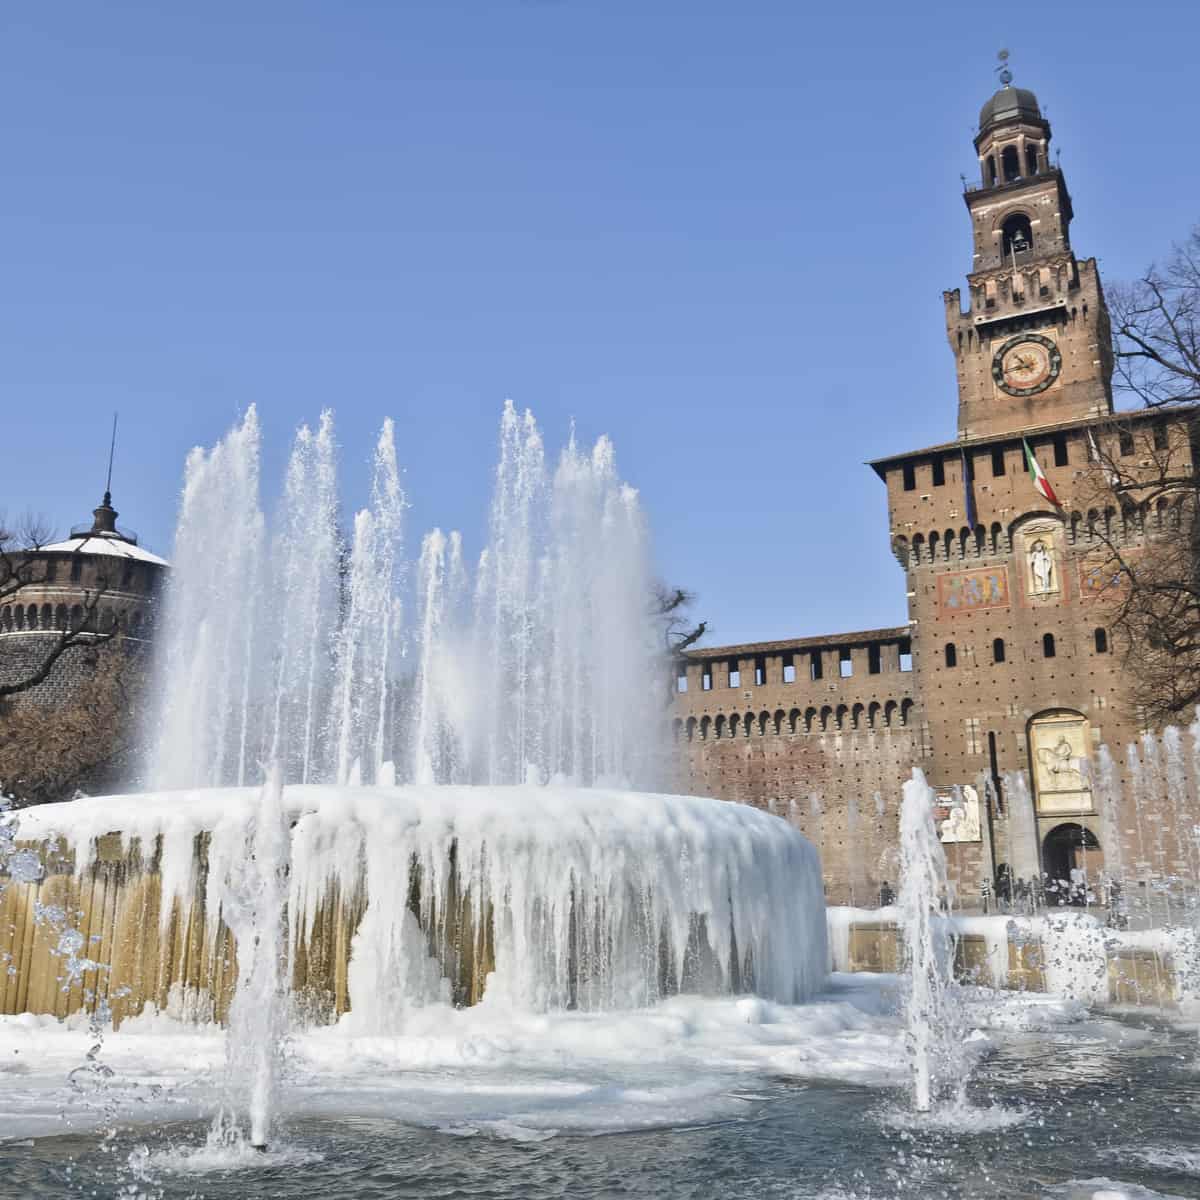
left=944, top=56, right=1113, bottom=440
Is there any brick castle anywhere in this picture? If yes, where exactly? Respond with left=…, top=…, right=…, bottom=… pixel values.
left=671, top=76, right=1199, bottom=906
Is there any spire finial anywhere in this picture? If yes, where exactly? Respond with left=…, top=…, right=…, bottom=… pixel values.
left=996, top=48, right=1013, bottom=88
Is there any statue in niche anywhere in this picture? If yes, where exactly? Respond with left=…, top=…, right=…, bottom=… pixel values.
left=1029, top=539, right=1055, bottom=594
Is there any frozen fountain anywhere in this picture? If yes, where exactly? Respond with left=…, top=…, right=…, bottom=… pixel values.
left=2, top=401, right=829, bottom=1042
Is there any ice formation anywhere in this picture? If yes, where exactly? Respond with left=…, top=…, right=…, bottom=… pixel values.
left=17, top=785, right=829, bottom=1018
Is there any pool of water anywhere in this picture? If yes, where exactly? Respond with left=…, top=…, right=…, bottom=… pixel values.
left=3, top=1013, right=1198, bottom=1200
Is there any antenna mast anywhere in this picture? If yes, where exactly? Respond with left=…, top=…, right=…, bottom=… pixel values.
left=105, top=412, right=118, bottom=502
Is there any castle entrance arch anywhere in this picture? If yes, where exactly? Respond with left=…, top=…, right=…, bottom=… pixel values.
left=1041, top=823, right=1102, bottom=906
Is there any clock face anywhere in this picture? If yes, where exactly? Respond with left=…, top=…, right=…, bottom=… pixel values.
left=991, top=334, right=1062, bottom=397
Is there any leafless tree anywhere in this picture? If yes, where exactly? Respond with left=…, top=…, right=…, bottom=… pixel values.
left=0, top=512, right=115, bottom=700
left=0, top=646, right=148, bottom=806
left=1110, top=225, right=1200, bottom=408
left=1078, top=229, right=1200, bottom=724
left=653, top=583, right=706, bottom=653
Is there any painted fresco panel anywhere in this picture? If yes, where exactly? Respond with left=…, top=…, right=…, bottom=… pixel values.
left=937, top=567, right=1009, bottom=614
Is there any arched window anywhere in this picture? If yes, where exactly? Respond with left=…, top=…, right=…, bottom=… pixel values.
left=1042, top=632, right=1056, bottom=658
left=685, top=717, right=696, bottom=742
left=14, top=607, right=24, bottom=631
left=1093, top=628, right=1108, bottom=654
left=1001, top=145, right=1021, bottom=182
left=699, top=716, right=711, bottom=741
left=986, top=154, right=997, bottom=185
left=1001, top=213, right=1033, bottom=258
left=900, top=698, right=914, bottom=726
left=944, top=642, right=957, bottom=668
left=993, top=637, right=1006, bottom=664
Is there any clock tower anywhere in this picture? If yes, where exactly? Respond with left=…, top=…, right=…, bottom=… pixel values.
left=944, top=69, right=1114, bottom=439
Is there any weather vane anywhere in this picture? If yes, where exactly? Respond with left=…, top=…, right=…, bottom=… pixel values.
left=996, top=48, right=1013, bottom=87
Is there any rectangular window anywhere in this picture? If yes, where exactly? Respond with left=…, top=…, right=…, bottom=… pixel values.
left=991, top=446, right=1006, bottom=477
left=676, top=671, right=688, bottom=694
left=899, top=639, right=913, bottom=672
left=868, top=644, right=881, bottom=675
left=1153, top=422, right=1169, bottom=451
left=70, top=557, right=83, bottom=583
left=45, top=558, right=58, bottom=583
left=1119, top=430, right=1135, bottom=457
left=810, top=651, right=823, bottom=682
left=728, top=660, right=740, bottom=688
left=701, top=665, right=712, bottom=691
left=1053, top=433, right=1069, bottom=467
left=782, top=654, right=796, bottom=684
left=839, top=648, right=853, bottom=678
left=902, top=463, right=916, bottom=492
left=931, top=458, right=945, bottom=487
left=965, top=717, right=982, bottom=755
left=754, top=655, right=766, bottom=687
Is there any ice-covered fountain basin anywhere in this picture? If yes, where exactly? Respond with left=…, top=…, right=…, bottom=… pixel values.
left=4, top=785, right=827, bottom=1025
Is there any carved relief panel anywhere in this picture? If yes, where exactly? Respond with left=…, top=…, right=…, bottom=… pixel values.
left=1029, top=710, right=1094, bottom=815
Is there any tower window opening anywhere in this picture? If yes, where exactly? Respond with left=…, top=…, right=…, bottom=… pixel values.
left=1002, top=213, right=1033, bottom=259
left=902, top=463, right=916, bottom=491
left=944, top=642, right=957, bottom=669
left=70, top=557, right=83, bottom=583
left=868, top=644, right=881, bottom=675
left=45, top=558, right=58, bottom=583
left=782, top=654, right=796, bottom=684
left=1094, top=628, right=1108, bottom=654
left=993, top=637, right=1006, bottom=664
left=932, top=457, right=946, bottom=487
left=986, top=155, right=997, bottom=186
left=991, top=447, right=1006, bottom=477
left=810, top=651, right=823, bottom=682
left=1053, top=434, right=1069, bottom=467
left=839, top=648, right=853, bottom=678
left=1042, top=632, right=1056, bottom=659
left=1119, top=430, right=1135, bottom=457
left=1001, top=145, right=1021, bottom=183
left=728, top=659, right=740, bottom=688
left=754, top=655, right=766, bottom=687
left=899, top=638, right=913, bottom=672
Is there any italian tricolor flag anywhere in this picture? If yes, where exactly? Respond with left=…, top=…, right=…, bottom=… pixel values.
left=1023, top=438, right=1060, bottom=506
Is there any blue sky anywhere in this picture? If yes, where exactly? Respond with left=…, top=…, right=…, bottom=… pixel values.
left=3, top=1, right=1196, bottom=646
